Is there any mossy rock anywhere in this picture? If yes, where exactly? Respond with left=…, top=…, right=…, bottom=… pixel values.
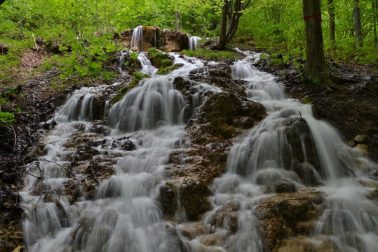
left=157, top=63, right=183, bottom=75
left=200, top=92, right=266, bottom=138
left=148, top=48, right=174, bottom=68
left=182, top=48, right=240, bottom=61
left=121, top=52, right=142, bottom=74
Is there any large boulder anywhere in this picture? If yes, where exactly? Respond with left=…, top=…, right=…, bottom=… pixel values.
left=255, top=190, right=325, bottom=251
left=159, top=178, right=212, bottom=221
left=161, top=30, right=189, bottom=52
left=199, top=92, right=266, bottom=139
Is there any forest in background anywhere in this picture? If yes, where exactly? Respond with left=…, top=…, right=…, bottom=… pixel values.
left=0, top=0, right=377, bottom=107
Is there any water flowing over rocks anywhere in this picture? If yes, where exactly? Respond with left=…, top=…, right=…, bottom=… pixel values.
left=2, top=48, right=377, bottom=252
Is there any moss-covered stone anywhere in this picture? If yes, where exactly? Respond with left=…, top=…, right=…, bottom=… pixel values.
left=121, top=51, right=142, bottom=74
left=182, top=48, right=241, bottom=61
left=200, top=92, right=266, bottom=139
left=148, top=48, right=174, bottom=68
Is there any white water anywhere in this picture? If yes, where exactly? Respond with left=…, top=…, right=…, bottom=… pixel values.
left=57, top=86, right=104, bottom=122
left=189, top=36, right=201, bottom=51
left=201, top=51, right=378, bottom=251
left=20, top=53, right=207, bottom=252
left=21, top=49, right=378, bottom=252
left=131, top=25, right=143, bottom=51
left=137, top=52, right=157, bottom=76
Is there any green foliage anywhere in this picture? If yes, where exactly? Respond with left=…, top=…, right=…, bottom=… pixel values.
left=182, top=48, right=239, bottom=60
left=239, top=0, right=377, bottom=64
left=0, top=112, right=15, bottom=124
left=0, top=0, right=376, bottom=88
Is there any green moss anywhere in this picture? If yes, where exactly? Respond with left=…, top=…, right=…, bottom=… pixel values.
left=147, top=48, right=174, bottom=68
left=0, top=112, right=15, bottom=124
left=182, top=48, right=240, bottom=61
left=157, top=64, right=182, bottom=75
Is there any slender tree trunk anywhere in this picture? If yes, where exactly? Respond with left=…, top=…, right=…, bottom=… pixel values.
left=302, top=0, right=328, bottom=82
left=374, top=0, right=378, bottom=46
left=175, top=11, right=181, bottom=32
left=354, top=0, right=363, bottom=46
left=217, top=0, right=251, bottom=49
left=328, top=0, right=336, bottom=55
left=218, top=0, right=230, bottom=49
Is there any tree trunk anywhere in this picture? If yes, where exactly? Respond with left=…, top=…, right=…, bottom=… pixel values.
left=373, top=0, right=378, bottom=47
left=218, top=0, right=230, bottom=49
left=175, top=11, right=181, bottom=32
left=217, top=0, right=251, bottom=49
left=328, top=0, right=336, bottom=54
left=302, top=0, right=328, bottom=83
left=354, top=0, right=363, bottom=46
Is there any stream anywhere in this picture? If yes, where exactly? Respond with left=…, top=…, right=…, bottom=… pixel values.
left=20, top=48, right=378, bottom=252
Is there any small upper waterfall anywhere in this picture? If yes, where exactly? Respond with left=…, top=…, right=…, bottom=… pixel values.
left=131, top=25, right=143, bottom=51
left=137, top=52, right=157, bottom=75
left=189, top=36, right=201, bottom=51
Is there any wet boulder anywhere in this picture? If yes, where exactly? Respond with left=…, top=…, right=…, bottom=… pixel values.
left=278, top=117, right=323, bottom=180
left=255, top=190, right=325, bottom=250
left=189, top=64, right=246, bottom=96
left=162, top=30, right=189, bottom=52
left=91, top=96, right=106, bottom=120
left=159, top=184, right=178, bottom=216
left=200, top=92, right=266, bottom=138
left=272, top=180, right=297, bottom=193
left=293, top=162, right=323, bottom=186
left=159, top=178, right=212, bottom=221
left=274, top=237, right=337, bottom=252
left=207, top=202, right=240, bottom=234
left=111, top=137, right=136, bottom=151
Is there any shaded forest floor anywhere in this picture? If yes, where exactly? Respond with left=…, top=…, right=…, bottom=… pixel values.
left=1, top=42, right=378, bottom=251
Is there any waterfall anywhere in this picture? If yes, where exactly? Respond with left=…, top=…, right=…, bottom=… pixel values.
left=206, top=51, right=378, bottom=252
left=107, top=76, right=187, bottom=132
left=189, top=36, right=201, bottom=51
left=137, top=52, right=157, bottom=75
left=131, top=25, right=143, bottom=51
left=57, top=86, right=107, bottom=122
left=19, top=49, right=378, bottom=252
left=20, top=52, right=205, bottom=252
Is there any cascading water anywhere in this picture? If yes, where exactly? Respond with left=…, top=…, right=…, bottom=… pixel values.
left=131, top=25, right=143, bottom=51
left=57, top=86, right=109, bottom=122
left=20, top=52, right=205, bottom=252
left=107, top=76, right=187, bottom=132
left=20, top=46, right=378, bottom=252
left=189, top=36, right=201, bottom=51
left=137, top=52, right=157, bottom=75
left=202, top=51, right=378, bottom=251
